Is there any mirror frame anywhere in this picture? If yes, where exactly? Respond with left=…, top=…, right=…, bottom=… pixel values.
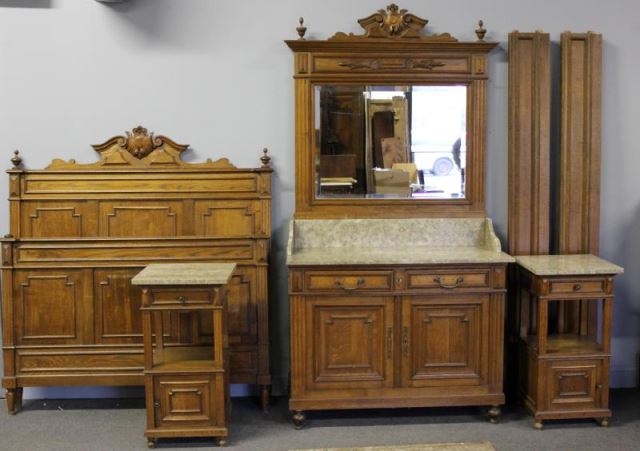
left=286, top=7, right=497, bottom=219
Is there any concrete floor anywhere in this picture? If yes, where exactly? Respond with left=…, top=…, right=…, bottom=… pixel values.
left=1, top=389, right=639, bottom=451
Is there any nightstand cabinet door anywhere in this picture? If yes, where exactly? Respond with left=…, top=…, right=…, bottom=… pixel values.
left=545, top=359, right=605, bottom=412
left=401, top=296, right=487, bottom=387
left=152, top=375, right=224, bottom=430
left=304, top=297, right=394, bottom=390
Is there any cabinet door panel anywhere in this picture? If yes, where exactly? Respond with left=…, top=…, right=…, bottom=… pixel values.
left=545, top=360, right=603, bottom=411
left=14, top=270, right=90, bottom=345
left=304, top=297, right=394, bottom=390
left=401, top=296, right=487, bottom=387
left=153, top=375, right=221, bottom=429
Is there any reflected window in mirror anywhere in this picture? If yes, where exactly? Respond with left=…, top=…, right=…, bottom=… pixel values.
left=315, top=85, right=467, bottom=200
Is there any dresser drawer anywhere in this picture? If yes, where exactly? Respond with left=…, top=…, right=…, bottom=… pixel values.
left=407, top=269, right=490, bottom=290
left=549, top=278, right=607, bottom=295
left=304, top=270, right=394, bottom=293
left=148, top=288, right=214, bottom=307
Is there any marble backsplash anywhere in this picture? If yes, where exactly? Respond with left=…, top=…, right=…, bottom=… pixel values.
left=289, top=217, right=502, bottom=253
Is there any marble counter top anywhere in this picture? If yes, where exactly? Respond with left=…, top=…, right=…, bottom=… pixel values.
left=288, top=246, right=514, bottom=266
left=131, top=263, right=236, bottom=286
left=515, top=254, right=624, bottom=276
left=287, top=217, right=514, bottom=266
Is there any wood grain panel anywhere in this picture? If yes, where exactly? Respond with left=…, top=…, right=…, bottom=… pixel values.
left=304, top=297, right=394, bottom=390
left=508, top=31, right=551, bottom=255
left=17, top=349, right=144, bottom=373
left=401, top=297, right=485, bottom=387
left=153, top=375, right=215, bottom=428
left=99, top=201, right=184, bottom=238
left=14, top=270, right=88, bottom=345
left=194, top=200, right=260, bottom=238
left=22, top=174, right=259, bottom=196
left=226, top=267, right=257, bottom=344
left=545, top=360, right=601, bottom=411
left=21, top=201, right=98, bottom=239
left=94, top=268, right=144, bottom=344
left=559, top=32, right=602, bottom=254
left=15, top=240, right=255, bottom=265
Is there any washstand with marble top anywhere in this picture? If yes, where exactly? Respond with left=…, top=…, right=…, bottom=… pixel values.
left=286, top=217, right=514, bottom=428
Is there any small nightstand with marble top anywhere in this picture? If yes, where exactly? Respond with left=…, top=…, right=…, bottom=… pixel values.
left=514, top=254, right=623, bottom=429
left=132, top=263, right=236, bottom=448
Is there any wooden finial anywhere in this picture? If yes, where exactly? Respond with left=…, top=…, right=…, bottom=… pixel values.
left=475, top=20, right=487, bottom=41
left=260, top=148, right=271, bottom=168
left=296, top=17, right=307, bottom=40
left=11, top=150, right=22, bottom=168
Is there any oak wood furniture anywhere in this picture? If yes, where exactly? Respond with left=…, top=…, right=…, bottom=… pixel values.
left=1, top=127, right=273, bottom=414
left=285, top=5, right=509, bottom=428
left=287, top=218, right=514, bottom=428
left=559, top=32, right=602, bottom=255
left=507, top=31, right=551, bottom=256
left=133, top=263, right=235, bottom=448
left=515, top=255, right=622, bottom=429
left=286, top=4, right=497, bottom=219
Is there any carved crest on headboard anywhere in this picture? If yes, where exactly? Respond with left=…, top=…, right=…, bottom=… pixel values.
left=121, top=126, right=162, bottom=159
left=329, top=3, right=457, bottom=42
left=46, top=126, right=237, bottom=170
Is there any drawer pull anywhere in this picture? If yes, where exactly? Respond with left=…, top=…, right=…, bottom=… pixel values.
left=386, top=327, right=393, bottom=359
left=573, top=284, right=582, bottom=291
left=402, top=326, right=409, bottom=356
left=335, top=278, right=365, bottom=291
left=176, top=295, right=187, bottom=303
left=433, top=276, right=464, bottom=289
left=153, top=401, right=160, bottom=408
left=597, top=384, right=603, bottom=390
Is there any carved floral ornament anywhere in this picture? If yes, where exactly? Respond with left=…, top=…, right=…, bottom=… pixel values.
left=40, top=126, right=272, bottom=170
left=121, top=126, right=161, bottom=159
left=295, top=4, right=488, bottom=42
left=329, top=3, right=457, bottom=42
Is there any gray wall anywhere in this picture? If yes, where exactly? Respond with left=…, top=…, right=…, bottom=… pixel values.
left=0, top=0, right=638, bottom=398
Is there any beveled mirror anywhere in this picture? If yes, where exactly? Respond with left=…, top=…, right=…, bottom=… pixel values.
left=286, top=4, right=497, bottom=218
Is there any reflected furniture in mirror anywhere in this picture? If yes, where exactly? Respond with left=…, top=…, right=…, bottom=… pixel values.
left=286, top=5, right=512, bottom=428
left=1, top=127, right=273, bottom=413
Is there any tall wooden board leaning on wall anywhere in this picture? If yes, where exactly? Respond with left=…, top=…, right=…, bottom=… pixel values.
left=1, top=127, right=273, bottom=413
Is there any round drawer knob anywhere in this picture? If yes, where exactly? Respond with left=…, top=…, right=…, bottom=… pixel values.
left=177, top=296, right=186, bottom=303
left=573, top=284, right=582, bottom=291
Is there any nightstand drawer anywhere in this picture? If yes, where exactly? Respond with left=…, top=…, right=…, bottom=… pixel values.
left=304, top=270, right=394, bottom=292
left=549, top=279, right=606, bottom=295
left=148, top=288, right=214, bottom=307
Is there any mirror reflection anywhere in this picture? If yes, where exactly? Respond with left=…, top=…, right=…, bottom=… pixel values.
left=315, top=85, right=467, bottom=199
